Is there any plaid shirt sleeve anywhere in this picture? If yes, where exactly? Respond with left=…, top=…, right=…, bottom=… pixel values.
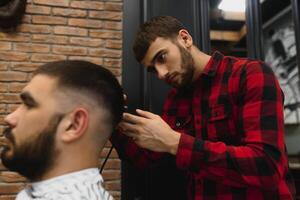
left=176, top=60, right=288, bottom=189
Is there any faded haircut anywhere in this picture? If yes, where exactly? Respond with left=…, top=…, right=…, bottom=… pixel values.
left=34, top=60, right=124, bottom=128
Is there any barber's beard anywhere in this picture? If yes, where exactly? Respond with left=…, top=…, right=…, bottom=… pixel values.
left=1, top=114, right=63, bottom=181
left=175, top=43, right=195, bottom=89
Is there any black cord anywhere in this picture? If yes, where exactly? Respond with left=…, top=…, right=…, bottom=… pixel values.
left=100, top=145, right=114, bottom=174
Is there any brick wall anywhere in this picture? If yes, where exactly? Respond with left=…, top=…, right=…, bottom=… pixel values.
left=0, top=0, right=123, bottom=199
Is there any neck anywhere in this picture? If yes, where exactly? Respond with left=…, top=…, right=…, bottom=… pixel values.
left=190, top=46, right=211, bottom=81
left=39, top=158, right=98, bottom=181
left=36, top=144, right=104, bottom=182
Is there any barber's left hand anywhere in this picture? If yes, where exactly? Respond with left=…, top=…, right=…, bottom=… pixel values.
left=118, top=109, right=180, bottom=154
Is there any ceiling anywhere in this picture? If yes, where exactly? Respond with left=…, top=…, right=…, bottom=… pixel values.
left=209, top=0, right=291, bottom=57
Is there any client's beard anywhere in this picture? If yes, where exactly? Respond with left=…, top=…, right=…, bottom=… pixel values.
left=1, top=114, right=63, bottom=181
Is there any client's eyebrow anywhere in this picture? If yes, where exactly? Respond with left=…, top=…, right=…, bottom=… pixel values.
left=20, top=91, right=39, bottom=107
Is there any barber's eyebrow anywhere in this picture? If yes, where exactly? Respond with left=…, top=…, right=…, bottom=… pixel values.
left=20, top=91, right=39, bottom=107
left=148, top=50, right=164, bottom=68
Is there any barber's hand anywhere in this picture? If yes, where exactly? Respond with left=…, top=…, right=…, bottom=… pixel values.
left=118, top=109, right=180, bottom=155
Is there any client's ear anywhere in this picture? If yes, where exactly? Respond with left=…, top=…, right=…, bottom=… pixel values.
left=61, top=108, right=89, bottom=143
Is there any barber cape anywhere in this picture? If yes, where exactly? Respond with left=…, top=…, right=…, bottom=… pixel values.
left=16, top=168, right=114, bottom=200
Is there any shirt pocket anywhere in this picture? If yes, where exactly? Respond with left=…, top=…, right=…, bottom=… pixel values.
left=206, top=104, right=237, bottom=144
left=208, top=104, right=227, bottom=122
left=168, top=116, right=194, bottom=135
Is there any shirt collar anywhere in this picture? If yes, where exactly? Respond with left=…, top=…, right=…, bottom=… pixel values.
left=202, top=51, right=224, bottom=77
left=31, top=168, right=102, bottom=192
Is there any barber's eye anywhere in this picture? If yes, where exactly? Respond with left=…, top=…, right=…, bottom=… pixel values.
left=157, top=53, right=166, bottom=63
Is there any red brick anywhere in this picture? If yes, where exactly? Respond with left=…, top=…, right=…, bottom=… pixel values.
left=33, top=0, right=69, bottom=7
left=105, top=40, right=122, bottom=49
left=0, top=195, right=16, bottom=200
left=110, top=191, right=121, bottom=200
left=14, top=43, right=50, bottom=53
left=31, top=54, right=66, bottom=62
left=11, top=63, right=41, bottom=72
left=100, top=148, right=119, bottom=158
left=0, top=52, right=30, bottom=62
left=0, top=115, right=5, bottom=125
left=0, top=104, right=6, bottom=113
left=32, top=15, right=67, bottom=25
left=0, top=42, right=11, bottom=51
left=89, top=11, right=122, bottom=21
left=0, top=183, right=25, bottom=194
left=9, top=83, right=27, bottom=93
left=21, top=15, right=32, bottom=24
left=32, top=34, right=68, bottom=44
left=0, top=33, right=30, bottom=42
left=52, top=45, right=87, bottom=56
left=70, top=1, right=104, bottom=10
left=103, top=181, right=121, bottom=191
left=68, top=18, right=102, bottom=28
left=69, top=56, right=103, bottom=65
left=26, top=5, right=51, bottom=14
left=89, top=48, right=121, bottom=58
left=100, top=159, right=121, bottom=170
left=70, top=37, right=104, bottom=47
left=54, top=26, right=88, bottom=36
left=104, top=21, right=122, bottom=30
left=18, top=24, right=51, bottom=34
left=0, top=94, right=20, bottom=104
left=0, top=172, right=26, bottom=183
left=90, top=30, right=121, bottom=39
left=104, top=58, right=122, bottom=67
left=0, top=84, right=7, bottom=93
left=104, top=2, right=122, bottom=11
left=102, top=170, right=121, bottom=181
left=0, top=63, right=9, bottom=71
left=52, top=8, right=87, bottom=17
left=0, top=72, right=27, bottom=82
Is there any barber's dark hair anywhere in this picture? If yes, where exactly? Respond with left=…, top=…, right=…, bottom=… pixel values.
left=133, top=16, right=186, bottom=62
left=34, top=60, right=124, bottom=128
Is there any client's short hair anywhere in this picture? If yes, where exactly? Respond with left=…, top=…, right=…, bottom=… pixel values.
left=34, top=60, right=124, bottom=128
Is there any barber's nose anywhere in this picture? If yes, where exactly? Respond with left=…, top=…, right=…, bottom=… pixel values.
left=156, top=66, right=168, bottom=80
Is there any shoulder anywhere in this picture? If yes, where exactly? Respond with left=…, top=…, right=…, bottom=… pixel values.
left=16, top=189, right=32, bottom=200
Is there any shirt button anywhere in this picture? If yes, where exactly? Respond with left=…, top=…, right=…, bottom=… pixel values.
left=176, top=122, right=181, bottom=127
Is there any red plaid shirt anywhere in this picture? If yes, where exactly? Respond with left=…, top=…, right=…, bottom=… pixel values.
left=112, top=51, right=296, bottom=200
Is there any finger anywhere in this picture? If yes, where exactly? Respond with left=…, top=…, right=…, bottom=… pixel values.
left=122, top=131, right=138, bottom=138
left=119, top=122, right=139, bottom=133
left=136, top=109, right=157, bottom=119
left=123, top=112, right=145, bottom=124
